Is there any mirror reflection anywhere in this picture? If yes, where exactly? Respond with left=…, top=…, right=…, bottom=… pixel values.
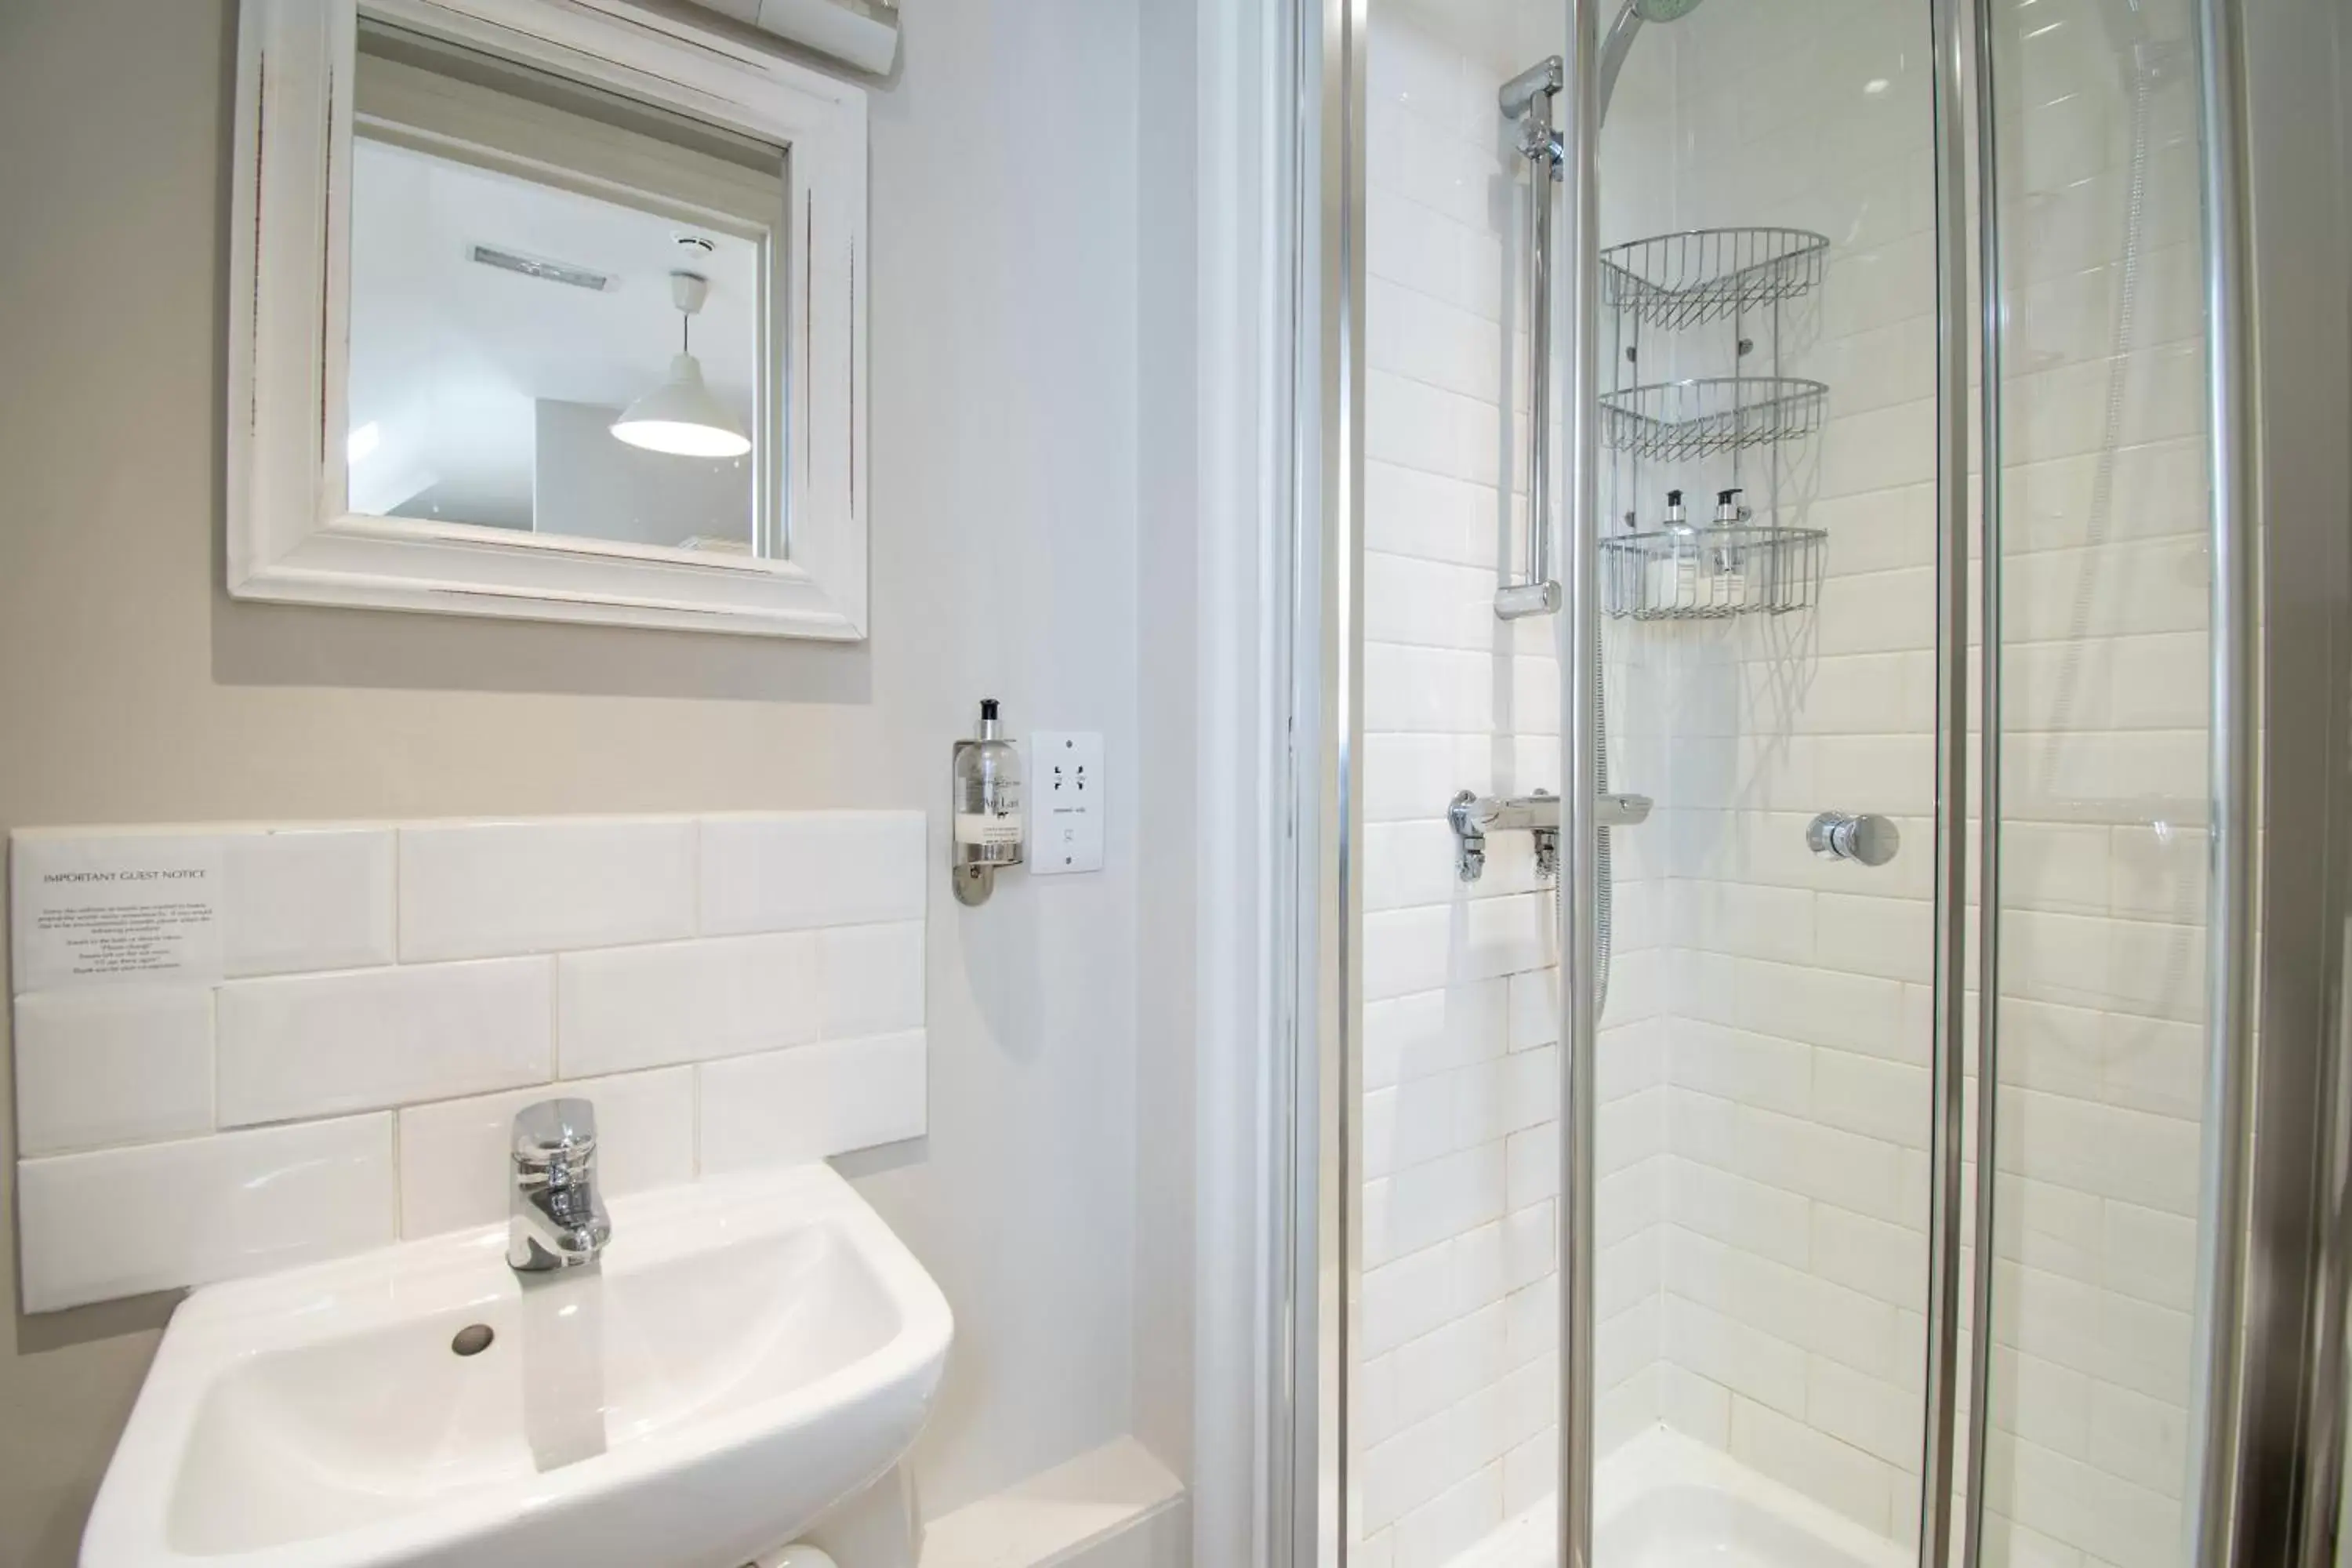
left=347, top=22, right=783, bottom=555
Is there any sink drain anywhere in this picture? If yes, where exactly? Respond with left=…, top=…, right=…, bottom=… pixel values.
left=451, top=1323, right=495, bottom=1357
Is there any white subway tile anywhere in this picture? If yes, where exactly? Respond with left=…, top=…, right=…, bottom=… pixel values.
left=1806, top=1356, right=1916, bottom=1469
left=13, top=989, right=212, bottom=1156
left=1363, top=908, right=1451, bottom=1004
left=1729, top=1396, right=1896, bottom=1537
left=1366, top=980, right=1510, bottom=1091
left=10, top=831, right=225, bottom=990
left=396, top=1069, right=695, bottom=1239
left=1810, top=1048, right=1928, bottom=1149
left=818, top=921, right=925, bottom=1040
left=699, top=812, right=925, bottom=936
left=1390, top=1462, right=1502, bottom=1568
left=697, top=1029, right=927, bottom=1174
left=1363, top=1243, right=1460, bottom=1359
left=1392, top=1302, right=1508, bottom=1432
left=2085, top=1379, right=2188, bottom=1496
left=216, top=959, right=553, bottom=1125
left=223, top=827, right=395, bottom=977
left=1812, top=1203, right=1923, bottom=1311
left=1502, top=1427, right=1558, bottom=1518
left=400, top=819, right=695, bottom=960
left=1356, top=1352, right=1401, bottom=1454
left=1668, top=1019, right=1812, bottom=1118
left=1813, top=891, right=1932, bottom=984
left=18, top=1115, right=394, bottom=1312
left=1666, top=1151, right=1813, bottom=1269
left=1374, top=1145, right=1508, bottom=1264
left=1661, top=1295, right=1807, bottom=1419
left=558, top=932, right=820, bottom=1079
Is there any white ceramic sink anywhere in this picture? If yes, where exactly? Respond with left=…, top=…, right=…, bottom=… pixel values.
left=84, top=1164, right=952, bottom=1568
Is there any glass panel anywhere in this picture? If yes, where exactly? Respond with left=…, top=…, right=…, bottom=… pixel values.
left=1593, top=2, right=1944, bottom=1559
left=346, top=22, right=782, bottom=555
left=1978, top=0, right=2211, bottom=1564
left=1352, top=3, right=1573, bottom=1558
left=1352, top=1, right=1951, bottom=1563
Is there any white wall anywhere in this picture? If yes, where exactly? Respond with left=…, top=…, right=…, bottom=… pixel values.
left=0, top=0, right=1173, bottom=1557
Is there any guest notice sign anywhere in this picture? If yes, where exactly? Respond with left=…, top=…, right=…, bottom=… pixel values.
left=10, top=835, right=224, bottom=991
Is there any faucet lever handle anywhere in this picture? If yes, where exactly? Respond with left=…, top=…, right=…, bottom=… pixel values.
left=513, top=1097, right=598, bottom=1165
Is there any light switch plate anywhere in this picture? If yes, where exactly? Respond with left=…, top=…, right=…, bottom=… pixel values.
left=1028, top=731, right=1104, bottom=875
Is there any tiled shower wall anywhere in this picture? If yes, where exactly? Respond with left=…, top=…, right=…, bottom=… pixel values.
left=1354, top=1, right=1671, bottom=1561
left=1617, top=2, right=2211, bottom=1565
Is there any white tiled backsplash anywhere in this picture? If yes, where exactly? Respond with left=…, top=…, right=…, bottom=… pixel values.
left=9, top=812, right=927, bottom=1313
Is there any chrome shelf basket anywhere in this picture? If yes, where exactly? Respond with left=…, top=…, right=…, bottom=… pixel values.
left=1601, top=227, right=1831, bottom=330
left=1601, top=524, right=1828, bottom=621
left=1599, top=376, right=1829, bottom=463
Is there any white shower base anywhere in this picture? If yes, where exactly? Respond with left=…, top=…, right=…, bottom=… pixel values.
left=1455, top=1428, right=1908, bottom=1568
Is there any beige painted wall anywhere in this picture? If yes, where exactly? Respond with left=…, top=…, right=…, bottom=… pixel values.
left=0, top=0, right=1161, bottom=1559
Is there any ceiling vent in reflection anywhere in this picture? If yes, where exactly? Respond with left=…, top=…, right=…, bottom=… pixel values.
left=468, top=245, right=615, bottom=292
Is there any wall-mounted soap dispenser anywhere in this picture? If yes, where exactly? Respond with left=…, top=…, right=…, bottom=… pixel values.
left=951, top=699, right=1024, bottom=906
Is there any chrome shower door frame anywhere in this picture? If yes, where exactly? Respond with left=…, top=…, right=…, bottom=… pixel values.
left=1279, top=0, right=1367, bottom=1564
left=1554, top=4, right=1604, bottom=1564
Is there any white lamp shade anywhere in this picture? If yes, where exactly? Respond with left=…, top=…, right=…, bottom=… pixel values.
left=610, top=353, right=751, bottom=458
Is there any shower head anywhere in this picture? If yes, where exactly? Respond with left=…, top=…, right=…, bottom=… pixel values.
left=1599, top=0, right=1708, bottom=125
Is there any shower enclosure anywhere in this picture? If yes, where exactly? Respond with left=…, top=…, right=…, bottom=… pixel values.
left=1276, top=0, right=2351, bottom=1565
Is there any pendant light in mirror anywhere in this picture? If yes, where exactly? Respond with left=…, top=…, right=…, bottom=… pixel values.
left=611, top=270, right=751, bottom=459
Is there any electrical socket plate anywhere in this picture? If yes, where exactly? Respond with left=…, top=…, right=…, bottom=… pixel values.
left=1028, top=731, right=1104, bottom=875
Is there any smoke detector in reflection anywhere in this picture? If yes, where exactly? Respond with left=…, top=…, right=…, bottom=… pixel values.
left=673, top=233, right=717, bottom=258
left=469, top=244, right=615, bottom=292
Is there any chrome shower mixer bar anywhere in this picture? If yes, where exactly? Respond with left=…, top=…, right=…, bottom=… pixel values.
left=1448, top=789, right=1653, bottom=882
left=1496, top=56, right=1565, bottom=621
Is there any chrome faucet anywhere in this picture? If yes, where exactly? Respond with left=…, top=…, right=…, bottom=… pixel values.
left=507, top=1098, right=612, bottom=1272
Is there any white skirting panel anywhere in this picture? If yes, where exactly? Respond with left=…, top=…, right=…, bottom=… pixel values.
left=920, top=1437, right=1188, bottom=1568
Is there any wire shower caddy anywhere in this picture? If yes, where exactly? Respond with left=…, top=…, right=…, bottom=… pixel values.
left=1601, top=225, right=1831, bottom=619
left=1599, top=376, right=1829, bottom=463
left=1602, top=524, right=1827, bottom=620
left=1602, top=227, right=1829, bottom=330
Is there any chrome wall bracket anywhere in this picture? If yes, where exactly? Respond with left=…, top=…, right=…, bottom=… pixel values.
left=1497, top=54, right=1566, bottom=621
left=1448, top=789, right=1653, bottom=882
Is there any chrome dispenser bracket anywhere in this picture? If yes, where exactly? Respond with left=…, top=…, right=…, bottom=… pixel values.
left=952, top=739, right=995, bottom=907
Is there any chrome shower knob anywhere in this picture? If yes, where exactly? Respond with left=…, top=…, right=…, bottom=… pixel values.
left=1808, top=811, right=1900, bottom=866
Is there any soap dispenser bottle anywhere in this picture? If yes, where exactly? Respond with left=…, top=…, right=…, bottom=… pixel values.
left=1710, top=488, right=1748, bottom=610
left=952, top=699, right=1025, bottom=907
left=1650, top=488, right=1697, bottom=612
left=954, top=699, right=1025, bottom=864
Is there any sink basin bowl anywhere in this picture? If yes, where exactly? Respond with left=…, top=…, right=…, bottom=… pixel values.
left=85, top=1164, right=952, bottom=1568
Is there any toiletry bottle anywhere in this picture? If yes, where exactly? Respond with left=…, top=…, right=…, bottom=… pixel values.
left=1650, top=488, right=1697, bottom=612
left=1711, top=488, right=1747, bottom=609
left=953, top=699, right=1025, bottom=864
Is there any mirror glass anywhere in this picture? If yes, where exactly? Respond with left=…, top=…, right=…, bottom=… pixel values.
left=347, top=21, right=785, bottom=557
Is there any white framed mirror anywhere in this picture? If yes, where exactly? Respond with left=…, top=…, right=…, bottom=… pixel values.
left=228, top=0, right=869, bottom=638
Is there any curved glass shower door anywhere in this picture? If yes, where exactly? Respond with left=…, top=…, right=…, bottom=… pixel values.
left=1345, top=0, right=1954, bottom=1563
left=1320, top=0, right=2253, bottom=1565
left=1970, top=1, right=2227, bottom=1564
